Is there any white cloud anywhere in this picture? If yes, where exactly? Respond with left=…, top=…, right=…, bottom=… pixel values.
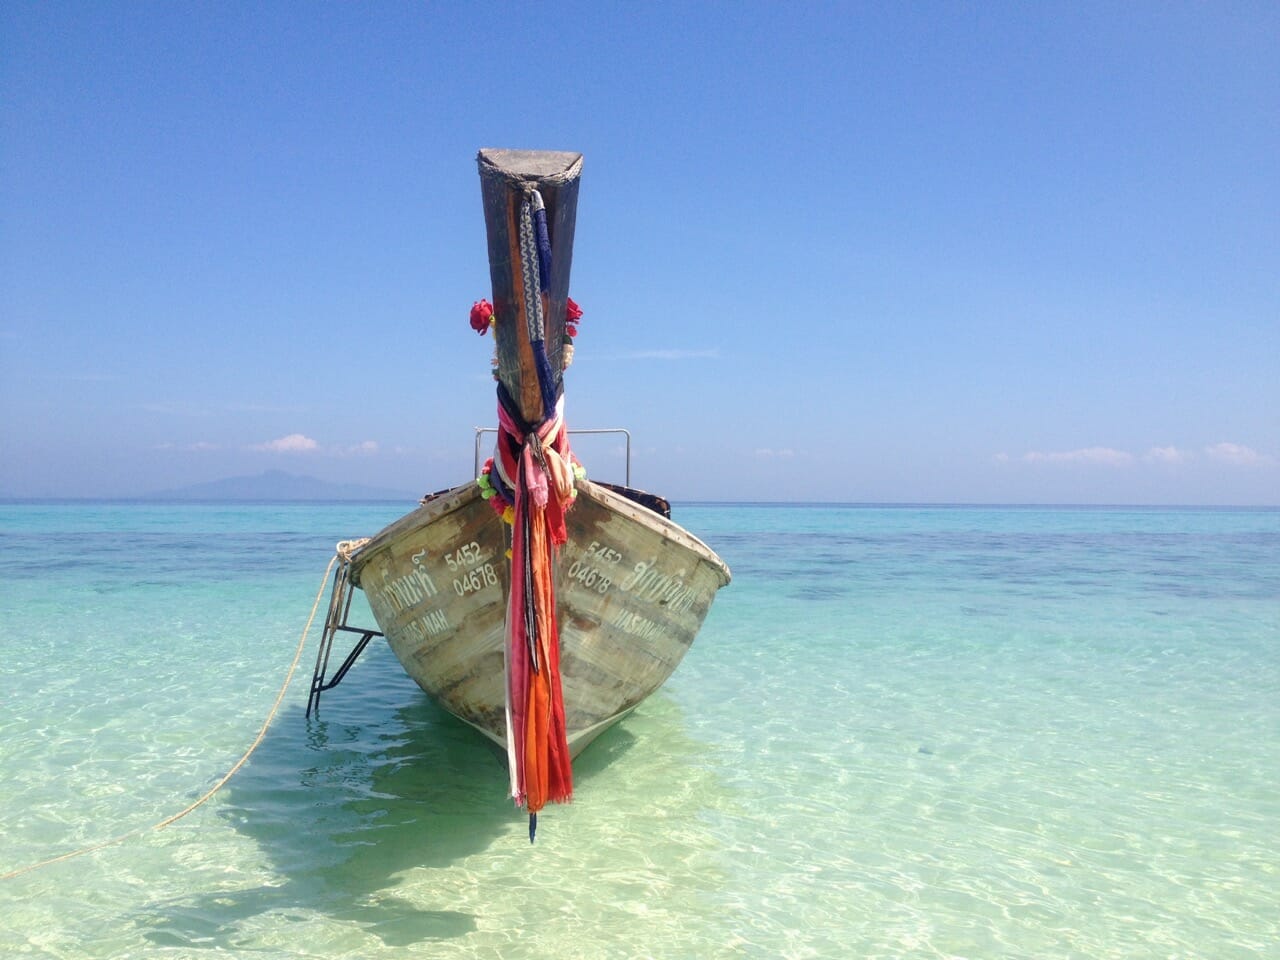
left=1023, top=447, right=1134, bottom=465
left=755, top=448, right=795, bottom=459
left=1204, top=442, right=1266, bottom=465
left=253, top=433, right=319, bottom=453
left=1004, top=442, right=1273, bottom=473
left=1145, top=446, right=1190, bottom=464
left=245, top=435, right=384, bottom=456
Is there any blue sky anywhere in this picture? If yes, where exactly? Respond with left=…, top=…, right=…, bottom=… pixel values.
left=2, top=2, right=1276, bottom=504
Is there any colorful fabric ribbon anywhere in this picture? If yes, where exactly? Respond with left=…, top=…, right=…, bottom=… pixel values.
left=499, top=188, right=576, bottom=840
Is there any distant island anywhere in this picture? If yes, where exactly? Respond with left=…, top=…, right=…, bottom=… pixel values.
left=147, top=469, right=419, bottom=502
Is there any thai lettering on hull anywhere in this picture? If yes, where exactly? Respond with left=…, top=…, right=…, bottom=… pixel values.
left=618, top=558, right=703, bottom=613
left=372, top=564, right=440, bottom=614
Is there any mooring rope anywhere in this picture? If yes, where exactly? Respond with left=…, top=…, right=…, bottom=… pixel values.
left=1, top=553, right=341, bottom=882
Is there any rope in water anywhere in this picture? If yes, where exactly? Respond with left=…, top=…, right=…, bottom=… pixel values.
left=1, top=552, right=341, bottom=882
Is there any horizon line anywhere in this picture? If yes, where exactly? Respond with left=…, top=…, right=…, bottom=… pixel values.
left=1, top=496, right=1277, bottom=511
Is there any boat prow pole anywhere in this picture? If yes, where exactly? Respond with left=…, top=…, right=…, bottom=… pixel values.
left=476, top=148, right=583, bottom=424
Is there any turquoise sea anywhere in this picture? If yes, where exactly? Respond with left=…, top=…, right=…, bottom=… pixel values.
left=1, top=501, right=1277, bottom=958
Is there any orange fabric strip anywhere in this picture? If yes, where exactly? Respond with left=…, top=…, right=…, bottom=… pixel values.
left=521, top=502, right=573, bottom=812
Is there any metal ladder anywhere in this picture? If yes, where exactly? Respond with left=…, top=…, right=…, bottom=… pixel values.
left=306, top=555, right=382, bottom=719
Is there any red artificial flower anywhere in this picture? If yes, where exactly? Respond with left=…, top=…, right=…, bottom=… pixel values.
left=469, top=299, right=494, bottom=335
left=564, top=296, right=582, bottom=338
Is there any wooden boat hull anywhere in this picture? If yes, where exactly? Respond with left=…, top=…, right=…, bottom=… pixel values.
left=347, top=479, right=730, bottom=756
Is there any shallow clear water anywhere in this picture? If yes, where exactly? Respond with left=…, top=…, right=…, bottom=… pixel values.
left=1, top=502, right=1277, bottom=958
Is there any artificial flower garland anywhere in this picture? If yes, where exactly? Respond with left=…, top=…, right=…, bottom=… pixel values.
left=471, top=296, right=587, bottom=526
left=478, top=454, right=586, bottom=535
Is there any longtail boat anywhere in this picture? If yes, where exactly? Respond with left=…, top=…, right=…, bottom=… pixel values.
left=310, top=150, right=730, bottom=837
